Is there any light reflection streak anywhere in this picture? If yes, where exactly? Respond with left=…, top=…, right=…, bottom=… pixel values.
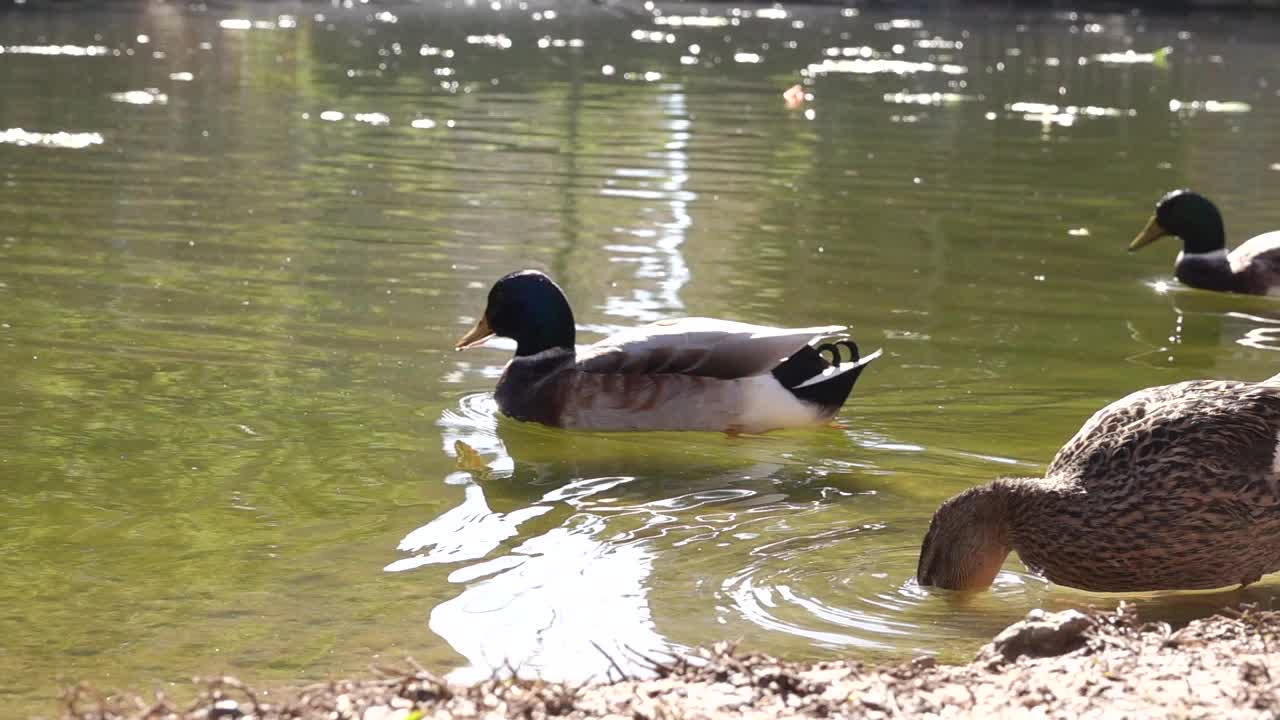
left=391, top=396, right=676, bottom=681
left=601, top=89, right=692, bottom=323
left=409, top=58, right=934, bottom=662
left=0, top=128, right=104, bottom=149
left=428, top=517, right=666, bottom=683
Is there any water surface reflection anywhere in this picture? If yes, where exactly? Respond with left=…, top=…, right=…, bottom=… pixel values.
left=402, top=392, right=891, bottom=679
left=6, top=0, right=1280, bottom=712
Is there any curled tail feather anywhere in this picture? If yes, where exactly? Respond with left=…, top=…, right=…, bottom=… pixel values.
left=771, top=339, right=880, bottom=418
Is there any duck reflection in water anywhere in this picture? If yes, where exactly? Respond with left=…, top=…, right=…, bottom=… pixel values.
left=385, top=406, right=854, bottom=682
left=1129, top=287, right=1280, bottom=370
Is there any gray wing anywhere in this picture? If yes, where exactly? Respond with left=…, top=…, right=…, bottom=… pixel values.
left=1046, top=379, right=1280, bottom=494
left=575, top=317, right=847, bottom=379
left=1230, top=231, right=1280, bottom=286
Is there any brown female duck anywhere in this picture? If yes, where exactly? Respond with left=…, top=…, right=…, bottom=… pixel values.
left=454, top=270, right=879, bottom=433
left=917, top=372, right=1280, bottom=592
left=1129, top=189, right=1280, bottom=295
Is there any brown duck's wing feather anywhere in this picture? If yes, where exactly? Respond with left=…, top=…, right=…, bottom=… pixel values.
left=1046, top=379, right=1280, bottom=495
left=575, top=317, right=847, bottom=379
left=1229, top=231, right=1280, bottom=290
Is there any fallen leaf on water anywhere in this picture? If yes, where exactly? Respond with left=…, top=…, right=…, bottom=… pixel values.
left=454, top=440, right=488, bottom=473
left=783, top=83, right=808, bottom=108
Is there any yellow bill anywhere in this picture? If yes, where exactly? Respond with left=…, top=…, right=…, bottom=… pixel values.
left=1128, top=215, right=1169, bottom=252
left=454, top=316, right=494, bottom=350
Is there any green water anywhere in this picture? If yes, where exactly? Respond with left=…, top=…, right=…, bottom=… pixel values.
left=4, top=0, right=1280, bottom=713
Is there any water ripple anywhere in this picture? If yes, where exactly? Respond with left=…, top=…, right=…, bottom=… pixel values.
left=721, top=530, right=1042, bottom=654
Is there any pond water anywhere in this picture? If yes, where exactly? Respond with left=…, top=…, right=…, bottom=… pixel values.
left=5, top=0, right=1280, bottom=713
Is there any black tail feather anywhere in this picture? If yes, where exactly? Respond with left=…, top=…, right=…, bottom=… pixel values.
left=771, top=345, right=830, bottom=390
left=771, top=339, right=877, bottom=418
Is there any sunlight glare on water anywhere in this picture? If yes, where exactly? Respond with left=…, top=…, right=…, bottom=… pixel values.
left=4, top=0, right=1280, bottom=714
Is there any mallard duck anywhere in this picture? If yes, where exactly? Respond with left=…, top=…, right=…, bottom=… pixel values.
left=1129, top=189, right=1280, bottom=295
left=917, top=372, right=1280, bottom=592
left=454, top=270, right=880, bottom=432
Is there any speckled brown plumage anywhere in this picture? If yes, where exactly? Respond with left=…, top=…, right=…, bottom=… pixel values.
left=918, top=373, right=1280, bottom=592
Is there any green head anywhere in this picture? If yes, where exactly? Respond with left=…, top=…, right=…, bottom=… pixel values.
left=1129, top=189, right=1225, bottom=255
left=455, top=270, right=576, bottom=357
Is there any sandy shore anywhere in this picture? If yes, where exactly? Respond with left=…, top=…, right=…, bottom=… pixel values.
left=58, top=604, right=1280, bottom=719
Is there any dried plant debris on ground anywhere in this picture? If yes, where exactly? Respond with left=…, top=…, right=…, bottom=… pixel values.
left=58, top=604, right=1280, bottom=720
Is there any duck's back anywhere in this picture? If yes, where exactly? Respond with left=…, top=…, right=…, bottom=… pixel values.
left=575, top=317, right=846, bottom=379
left=1021, top=377, right=1280, bottom=590
left=1229, top=231, right=1280, bottom=294
left=1047, top=379, right=1280, bottom=490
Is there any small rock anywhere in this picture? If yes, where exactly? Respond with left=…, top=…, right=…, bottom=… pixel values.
left=1240, top=660, right=1271, bottom=686
left=911, top=656, right=937, bottom=671
left=209, top=699, right=242, bottom=719
left=978, top=609, right=1096, bottom=665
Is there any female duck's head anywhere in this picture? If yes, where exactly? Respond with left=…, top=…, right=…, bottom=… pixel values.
left=917, top=482, right=1015, bottom=591
left=1129, top=189, right=1226, bottom=255
left=454, top=270, right=576, bottom=357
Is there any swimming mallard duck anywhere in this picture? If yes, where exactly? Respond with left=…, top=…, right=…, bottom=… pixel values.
left=454, top=270, right=880, bottom=432
left=917, top=372, right=1280, bottom=592
left=1129, top=189, right=1280, bottom=295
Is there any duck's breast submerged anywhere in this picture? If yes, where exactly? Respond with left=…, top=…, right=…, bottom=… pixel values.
left=1175, top=249, right=1238, bottom=292
left=492, top=349, right=578, bottom=427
